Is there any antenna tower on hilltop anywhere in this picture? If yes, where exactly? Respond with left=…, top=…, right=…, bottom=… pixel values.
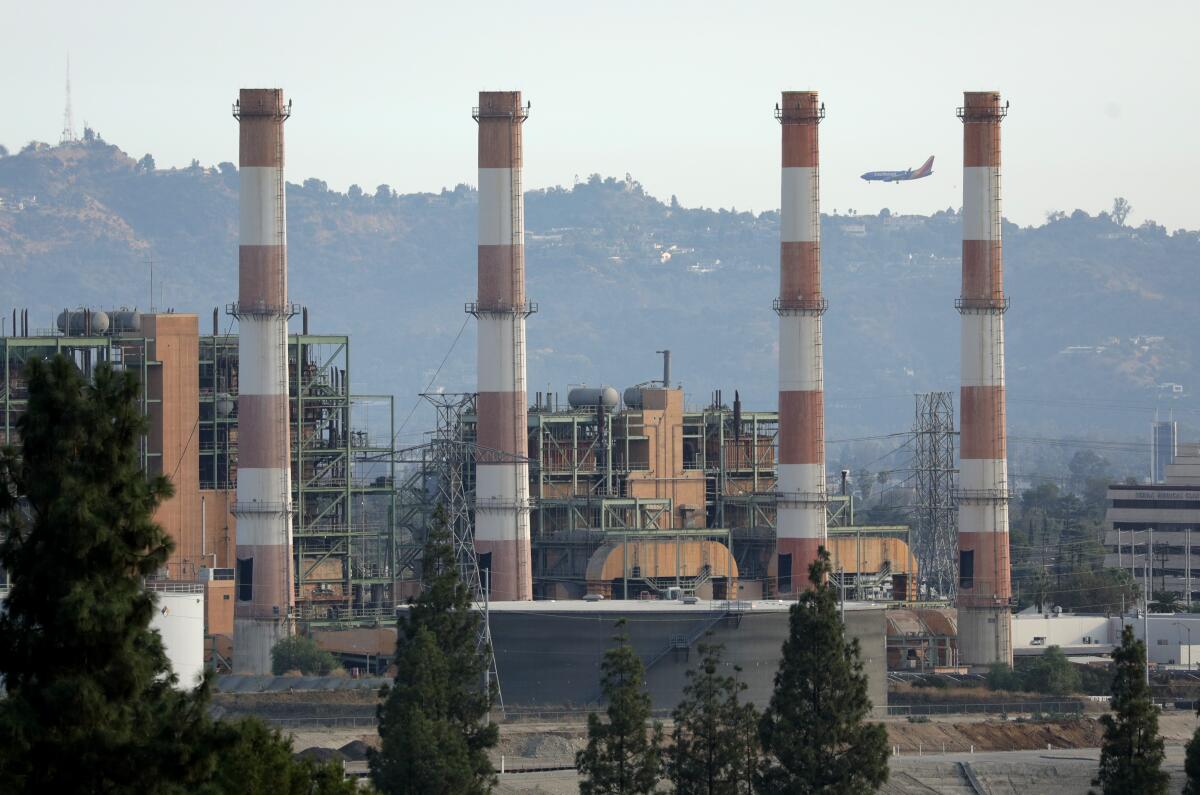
left=60, top=55, right=76, bottom=144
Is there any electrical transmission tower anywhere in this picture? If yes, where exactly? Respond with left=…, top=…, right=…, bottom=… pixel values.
left=422, top=392, right=483, bottom=596
left=418, top=392, right=503, bottom=712
left=911, top=392, right=958, bottom=599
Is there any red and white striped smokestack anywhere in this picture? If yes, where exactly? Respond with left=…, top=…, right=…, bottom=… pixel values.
left=233, top=88, right=294, bottom=673
left=956, top=91, right=1012, bottom=667
left=471, top=91, right=532, bottom=601
left=774, top=91, right=827, bottom=594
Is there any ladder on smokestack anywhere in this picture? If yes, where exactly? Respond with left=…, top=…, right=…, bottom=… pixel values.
left=274, top=107, right=294, bottom=612
left=508, top=110, right=529, bottom=598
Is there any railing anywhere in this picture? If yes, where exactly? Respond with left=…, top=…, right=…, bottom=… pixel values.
left=464, top=301, right=538, bottom=317
left=225, top=301, right=301, bottom=319
left=231, top=501, right=291, bottom=516
left=146, top=581, right=205, bottom=594
left=884, top=700, right=1084, bottom=717
left=954, top=297, right=1010, bottom=314
left=257, top=715, right=378, bottom=728
left=772, top=297, right=829, bottom=314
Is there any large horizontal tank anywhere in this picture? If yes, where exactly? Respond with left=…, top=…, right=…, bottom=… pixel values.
left=623, top=386, right=644, bottom=408
left=568, top=386, right=620, bottom=410
left=56, top=309, right=110, bottom=336
left=108, top=309, right=142, bottom=333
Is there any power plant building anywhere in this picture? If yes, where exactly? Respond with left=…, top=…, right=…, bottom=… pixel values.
left=0, top=311, right=398, bottom=671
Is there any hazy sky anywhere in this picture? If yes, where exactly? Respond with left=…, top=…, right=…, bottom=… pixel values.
left=3, top=1, right=1197, bottom=229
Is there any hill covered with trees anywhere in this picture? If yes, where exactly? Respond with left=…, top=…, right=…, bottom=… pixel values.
left=1, top=135, right=1197, bottom=478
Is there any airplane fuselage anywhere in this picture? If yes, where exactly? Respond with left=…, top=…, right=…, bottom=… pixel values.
left=861, top=169, right=914, bottom=182
left=861, top=155, right=935, bottom=183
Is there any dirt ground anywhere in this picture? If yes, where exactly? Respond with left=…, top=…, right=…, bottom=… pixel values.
left=271, top=703, right=1200, bottom=793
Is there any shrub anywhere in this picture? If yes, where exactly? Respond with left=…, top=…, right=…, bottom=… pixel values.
left=271, top=635, right=339, bottom=676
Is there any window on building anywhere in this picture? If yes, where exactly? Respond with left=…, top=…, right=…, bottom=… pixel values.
left=236, top=558, right=253, bottom=602
left=1158, top=639, right=1169, bottom=646
left=960, top=551, right=975, bottom=590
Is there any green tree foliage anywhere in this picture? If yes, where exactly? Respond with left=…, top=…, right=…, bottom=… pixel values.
left=0, top=356, right=216, bottom=790
left=1111, top=197, right=1132, bottom=225
left=668, top=642, right=759, bottom=794
left=1094, top=625, right=1167, bottom=794
left=986, top=662, right=1024, bottom=693
left=271, top=634, right=341, bottom=676
left=1009, top=480, right=1136, bottom=615
left=205, top=718, right=359, bottom=795
left=1149, top=590, right=1181, bottom=613
left=370, top=507, right=498, bottom=794
left=0, top=356, right=355, bottom=793
left=1022, top=646, right=1081, bottom=696
left=576, top=620, right=663, bottom=794
left=1186, top=720, right=1200, bottom=795
left=987, top=648, right=1083, bottom=696
left=758, top=548, right=888, bottom=794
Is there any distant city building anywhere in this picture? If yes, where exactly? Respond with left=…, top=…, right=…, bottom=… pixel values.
left=1153, top=420, right=1178, bottom=483
left=1104, top=442, right=1200, bottom=600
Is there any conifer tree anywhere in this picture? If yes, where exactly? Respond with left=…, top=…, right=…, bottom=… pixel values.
left=370, top=507, right=498, bottom=794
left=1094, top=624, right=1168, bottom=794
left=0, top=357, right=217, bottom=791
left=758, top=548, right=888, bottom=794
left=576, top=619, right=663, bottom=794
left=1185, top=723, right=1200, bottom=795
left=668, top=641, right=759, bottom=794
left=0, top=356, right=354, bottom=793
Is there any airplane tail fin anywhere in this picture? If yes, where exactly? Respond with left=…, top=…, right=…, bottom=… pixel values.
left=913, top=155, right=934, bottom=178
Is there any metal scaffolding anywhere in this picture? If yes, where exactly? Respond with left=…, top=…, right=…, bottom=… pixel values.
left=911, top=392, right=959, bottom=599
left=199, top=332, right=397, bottom=624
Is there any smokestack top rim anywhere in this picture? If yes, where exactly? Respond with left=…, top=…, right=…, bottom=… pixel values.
left=475, top=90, right=527, bottom=120
left=235, top=88, right=290, bottom=119
left=958, top=91, right=1007, bottom=121
left=777, top=91, right=823, bottom=124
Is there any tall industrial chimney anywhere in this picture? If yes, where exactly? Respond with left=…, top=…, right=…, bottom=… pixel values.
left=956, top=91, right=1012, bottom=667
left=774, top=91, right=827, bottom=594
left=232, top=88, right=294, bottom=672
left=471, top=91, right=532, bottom=601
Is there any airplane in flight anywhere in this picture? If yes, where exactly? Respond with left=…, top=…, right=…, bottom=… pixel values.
left=861, top=155, right=935, bottom=183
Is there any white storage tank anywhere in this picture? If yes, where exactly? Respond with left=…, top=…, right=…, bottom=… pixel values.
left=148, top=583, right=206, bottom=688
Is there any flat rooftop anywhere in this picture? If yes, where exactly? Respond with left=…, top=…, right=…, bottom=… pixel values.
left=485, top=598, right=886, bottom=613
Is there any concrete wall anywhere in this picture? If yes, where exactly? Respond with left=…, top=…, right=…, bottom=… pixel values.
left=142, top=313, right=203, bottom=580
left=488, top=604, right=887, bottom=712
left=1011, top=614, right=1112, bottom=650
left=1116, top=614, right=1200, bottom=666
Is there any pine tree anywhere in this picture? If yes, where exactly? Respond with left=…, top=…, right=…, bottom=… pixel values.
left=0, top=356, right=218, bottom=791
left=0, top=356, right=353, bottom=793
left=668, top=641, right=759, bottom=794
left=370, top=507, right=498, bottom=794
left=205, top=718, right=359, bottom=795
left=1185, top=724, right=1200, bottom=795
left=758, top=547, right=889, bottom=794
left=1094, top=624, right=1168, bottom=794
left=576, top=620, right=663, bottom=794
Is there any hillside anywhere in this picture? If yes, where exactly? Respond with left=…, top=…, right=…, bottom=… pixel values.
left=1, top=136, right=1197, bottom=476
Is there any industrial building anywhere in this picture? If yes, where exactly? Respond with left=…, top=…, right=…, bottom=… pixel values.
left=0, top=309, right=398, bottom=670
left=3, top=86, right=1023, bottom=695
left=393, top=382, right=919, bottom=605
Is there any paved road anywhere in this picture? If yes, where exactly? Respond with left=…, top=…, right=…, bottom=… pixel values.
left=496, top=747, right=1192, bottom=795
